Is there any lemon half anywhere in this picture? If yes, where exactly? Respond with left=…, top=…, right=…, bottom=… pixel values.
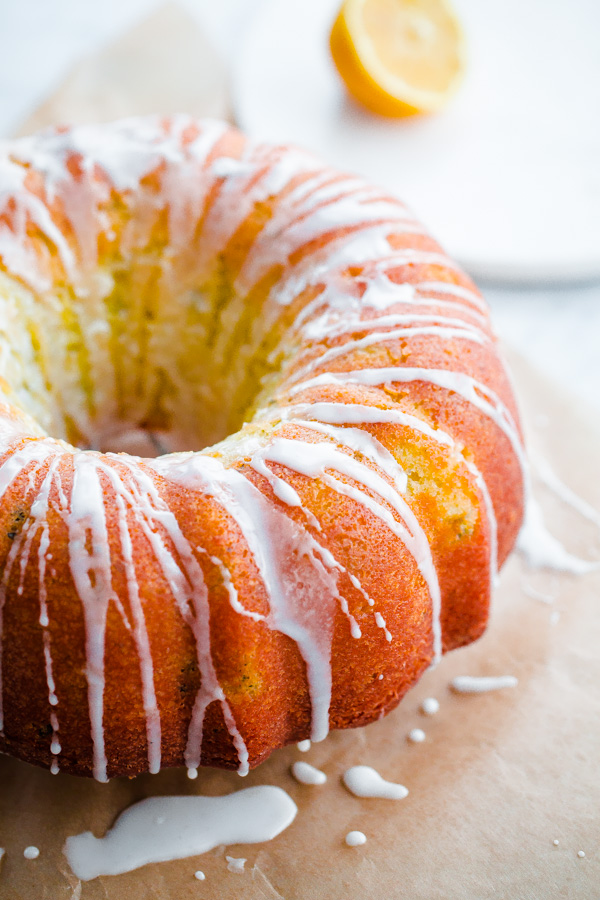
left=330, top=0, right=466, bottom=117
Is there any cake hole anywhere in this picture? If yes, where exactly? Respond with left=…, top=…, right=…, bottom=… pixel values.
left=88, top=425, right=181, bottom=458
left=5, top=264, right=291, bottom=457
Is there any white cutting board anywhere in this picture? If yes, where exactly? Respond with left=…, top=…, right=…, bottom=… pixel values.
left=233, top=0, right=600, bottom=283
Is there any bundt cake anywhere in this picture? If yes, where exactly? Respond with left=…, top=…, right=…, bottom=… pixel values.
left=0, top=116, right=524, bottom=780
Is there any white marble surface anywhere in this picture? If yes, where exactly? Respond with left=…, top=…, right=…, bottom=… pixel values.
left=1, top=0, right=599, bottom=411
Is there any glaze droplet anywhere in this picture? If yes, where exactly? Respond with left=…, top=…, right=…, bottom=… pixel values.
left=408, top=728, right=426, bottom=743
left=187, top=767, right=198, bottom=780
left=577, top=850, right=586, bottom=858
left=342, top=766, right=408, bottom=800
left=345, top=831, right=367, bottom=847
left=226, top=856, right=246, bottom=873
left=194, top=870, right=206, bottom=880
left=420, top=697, right=439, bottom=716
left=450, top=675, right=518, bottom=694
left=64, top=786, right=297, bottom=881
left=553, top=840, right=559, bottom=846
left=297, top=740, right=311, bottom=753
left=291, top=761, right=327, bottom=785
left=24, top=846, right=40, bottom=860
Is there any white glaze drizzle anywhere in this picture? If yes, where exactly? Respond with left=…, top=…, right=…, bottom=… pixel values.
left=517, top=494, right=598, bottom=575
left=251, top=422, right=406, bottom=608
left=289, top=323, right=487, bottom=388
left=0, top=440, right=59, bottom=731
left=112, top=456, right=251, bottom=774
left=287, top=366, right=525, bottom=474
left=108, top=475, right=161, bottom=773
left=254, top=436, right=442, bottom=658
left=23, top=846, right=40, bottom=860
left=66, top=454, right=115, bottom=782
left=249, top=454, right=322, bottom=531
left=287, top=420, right=408, bottom=495
left=207, top=552, right=265, bottom=623
left=0, top=155, right=76, bottom=292
left=13, top=455, right=63, bottom=766
left=302, top=310, right=487, bottom=345
left=250, top=424, right=402, bottom=633
left=283, top=363, right=522, bottom=585
left=237, top=202, right=429, bottom=298
left=259, top=399, right=497, bottom=642
left=291, top=760, right=327, bottom=785
left=282, top=267, right=487, bottom=344
left=151, top=454, right=341, bottom=744
left=450, top=675, right=518, bottom=693
left=374, top=612, right=392, bottom=642
left=415, top=280, right=488, bottom=313
left=63, top=786, right=297, bottom=881
left=342, top=765, right=409, bottom=800
left=297, top=739, right=311, bottom=752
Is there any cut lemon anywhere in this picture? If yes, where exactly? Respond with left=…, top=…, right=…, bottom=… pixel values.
left=329, top=0, right=466, bottom=117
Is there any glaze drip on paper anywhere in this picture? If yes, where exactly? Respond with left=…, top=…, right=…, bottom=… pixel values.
left=450, top=675, right=518, bottom=694
left=64, top=786, right=297, bottom=881
left=291, top=760, right=327, bottom=785
left=342, top=765, right=409, bottom=800
left=345, top=831, right=367, bottom=846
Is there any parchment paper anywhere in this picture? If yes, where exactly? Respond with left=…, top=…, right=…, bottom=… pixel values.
left=13, top=2, right=230, bottom=136
left=1, top=8, right=599, bottom=898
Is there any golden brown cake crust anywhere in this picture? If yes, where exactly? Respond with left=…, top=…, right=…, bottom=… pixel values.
left=0, top=118, right=524, bottom=778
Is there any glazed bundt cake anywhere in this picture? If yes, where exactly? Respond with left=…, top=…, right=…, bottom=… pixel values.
left=0, top=117, right=524, bottom=780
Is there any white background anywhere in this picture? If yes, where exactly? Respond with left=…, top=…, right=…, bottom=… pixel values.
left=1, top=0, right=599, bottom=413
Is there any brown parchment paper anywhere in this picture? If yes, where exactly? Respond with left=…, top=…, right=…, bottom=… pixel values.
left=1, top=9, right=600, bottom=898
